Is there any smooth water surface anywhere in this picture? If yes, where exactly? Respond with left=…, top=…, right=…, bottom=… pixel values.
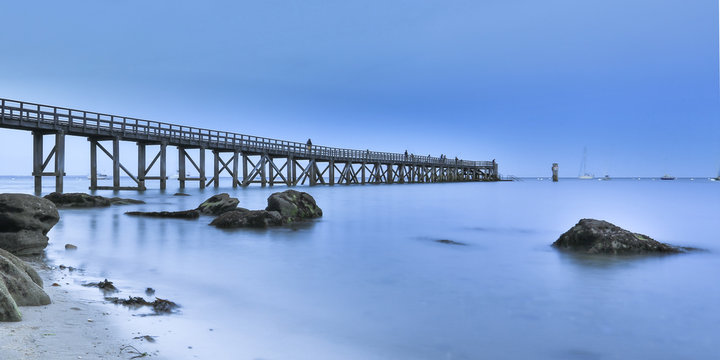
left=2, top=177, right=719, bottom=359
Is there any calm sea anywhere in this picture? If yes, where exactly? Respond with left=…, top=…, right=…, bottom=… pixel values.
left=2, top=176, right=718, bottom=360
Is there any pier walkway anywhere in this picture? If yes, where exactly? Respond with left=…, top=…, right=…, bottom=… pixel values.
left=0, top=98, right=498, bottom=193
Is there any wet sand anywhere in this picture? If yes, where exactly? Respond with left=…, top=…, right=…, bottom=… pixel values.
left=0, top=261, right=162, bottom=360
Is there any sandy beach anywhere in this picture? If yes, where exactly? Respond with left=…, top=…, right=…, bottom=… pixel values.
left=0, top=259, right=162, bottom=360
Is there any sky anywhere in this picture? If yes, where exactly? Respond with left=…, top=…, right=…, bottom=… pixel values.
left=0, top=0, right=718, bottom=177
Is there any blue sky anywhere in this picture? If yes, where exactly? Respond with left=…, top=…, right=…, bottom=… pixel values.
left=0, top=0, right=718, bottom=177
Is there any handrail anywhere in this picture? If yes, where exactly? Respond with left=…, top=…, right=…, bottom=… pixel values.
left=0, top=98, right=494, bottom=168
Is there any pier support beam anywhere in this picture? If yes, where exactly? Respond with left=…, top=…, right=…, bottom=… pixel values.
left=54, top=132, right=65, bottom=193
left=112, top=137, right=120, bottom=189
left=199, top=147, right=206, bottom=189
left=287, top=156, right=294, bottom=186
left=160, top=143, right=167, bottom=190
left=309, top=159, right=317, bottom=186
left=213, top=150, right=220, bottom=188
left=137, top=143, right=146, bottom=190
left=178, top=147, right=186, bottom=189
left=232, top=150, right=240, bottom=188
left=32, top=132, right=43, bottom=194
left=90, top=139, right=97, bottom=190
left=32, top=131, right=65, bottom=194
left=242, top=154, right=249, bottom=186
left=177, top=147, right=206, bottom=188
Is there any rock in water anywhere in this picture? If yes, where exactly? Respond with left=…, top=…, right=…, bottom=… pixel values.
left=197, top=193, right=239, bottom=215
left=266, top=190, right=322, bottom=221
left=0, top=193, right=59, bottom=255
left=553, top=219, right=681, bottom=254
left=109, top=197, right=146, bottom=205
left=44, top=192, right=111, bottom=208
left=125, top=210, right=200, bottom=219
left=0, top=248, right=51, bottom=321
left=210, top=209, right=284, bottom=228
left=44, top=192, right=144, bottom=208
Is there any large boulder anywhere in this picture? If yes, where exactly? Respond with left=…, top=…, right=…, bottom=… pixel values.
left=43, top=192, right=144, bottom=208
left=0, top=193, right=59, bottom=255
left=553, top=219, right=681, bottom=254
left=210, top=209, right=284, bottom=228
left=0, top=248, right=51, bottom=322
left=197, top=193, right=239, bottom=215
left=265, top=190, right=322, bottom=221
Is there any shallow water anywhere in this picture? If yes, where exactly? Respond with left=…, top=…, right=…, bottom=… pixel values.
left=2, top=176, right=719, bottom=359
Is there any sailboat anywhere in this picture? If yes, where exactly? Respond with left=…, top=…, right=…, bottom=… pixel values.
left=578, top=147, right=593, bottom=179
left=660, top=174, right=675, bottom=180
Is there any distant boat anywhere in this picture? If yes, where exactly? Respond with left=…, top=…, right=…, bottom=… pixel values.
left=171, top=170, right=192, bottom=179
left=599, top=174, right=611, bottom=181
left=660, top=174, right=675, bottom=180
left=578, top=147, right=593, bottom=179
left=87, top=173, right=110, bottom=180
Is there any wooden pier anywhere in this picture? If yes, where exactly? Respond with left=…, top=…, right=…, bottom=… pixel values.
left=0, top=98, right=499, bottom=193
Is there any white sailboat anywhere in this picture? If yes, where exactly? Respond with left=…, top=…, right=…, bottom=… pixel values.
left=578, top=147, right=593, bottom=179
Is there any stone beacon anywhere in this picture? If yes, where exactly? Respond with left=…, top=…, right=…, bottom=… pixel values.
left=552, top=163, right=559, bottom=182
left=1, top=98, right=500, bottom=193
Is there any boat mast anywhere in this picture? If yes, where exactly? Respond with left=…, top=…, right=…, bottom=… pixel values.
left=579, top=147, right=588, bottom=177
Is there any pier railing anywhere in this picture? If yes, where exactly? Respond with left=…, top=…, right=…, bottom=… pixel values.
left=0, top=98, right=492, bottom=168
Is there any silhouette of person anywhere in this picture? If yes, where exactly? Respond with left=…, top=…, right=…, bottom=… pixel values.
left=306, top=138, right=312, bottom=151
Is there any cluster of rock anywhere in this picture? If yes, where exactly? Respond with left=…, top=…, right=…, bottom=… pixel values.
left=0, top=194, right=57, bottom=321
left=553, top=218, right=683, bottom=254
left=125, top=190, right=323, bottom=229
left=44, top=192, right=145, bottom=208
left=0, top=189, right=320, bottom=322
left=211, top=190, right=323, bottom=228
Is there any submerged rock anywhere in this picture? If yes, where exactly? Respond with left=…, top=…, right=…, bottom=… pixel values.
left=197, top=193, right=239, bottom=215
left=44, top=192, right=144, bottom=208
left=266, top=190, right=322, bottom=221
left=435, top=239, right=466, bottom=246
left=83, top=279, right=118, bottom=292
left=210, top=209, right=284, bottom=228
left=173, top=193, right=191, bottom=196
left=125, top=210, right=199, bottom=219
left=105, top=296, right=179, bottom=313
left=109, top=197, right=146, bottom=205
left=0, top=248, right=51, bottom=322
left=553, top=219, right=682, bottom=254
left=0, top=193, right=59, bottom=255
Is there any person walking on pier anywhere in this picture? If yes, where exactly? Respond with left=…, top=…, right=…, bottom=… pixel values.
left=306, top=138, right=312, bottom=152
left=404, top=150, right=408, bottom=159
